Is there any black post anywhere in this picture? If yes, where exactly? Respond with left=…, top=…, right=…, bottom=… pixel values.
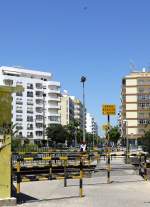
left=79, top=157, right=83, bottom=197
left=107, top=115, right=111, bottom=184
left=64, top=159, right=67, bottom=187
left=49, top=159, right=52, bottom=180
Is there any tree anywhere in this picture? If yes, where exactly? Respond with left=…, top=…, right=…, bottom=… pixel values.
left=46, top=124, right=68, bottom=144
left=141, top=130, right=150, bottom=152
left=109, top=126, right=121, bottom=145
left=65, top=119, right=80, bottom=145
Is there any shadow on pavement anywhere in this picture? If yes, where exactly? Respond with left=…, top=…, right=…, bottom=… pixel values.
left=68, top=179, right=144, bottom=187
left=12, top=184, right=80, bottom=204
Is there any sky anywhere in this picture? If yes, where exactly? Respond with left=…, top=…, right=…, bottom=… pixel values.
left=0, top=0, right=150, bottom=135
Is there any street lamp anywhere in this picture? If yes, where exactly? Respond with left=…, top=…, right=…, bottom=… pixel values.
left=80, top=76, right=86, bottom=143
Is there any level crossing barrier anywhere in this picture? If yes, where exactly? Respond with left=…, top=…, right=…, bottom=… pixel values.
left=14, top=155, right=85, bottom=204
left=13, top=150, right=149, bottom=203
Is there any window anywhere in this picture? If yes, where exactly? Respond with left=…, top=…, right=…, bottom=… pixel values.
left=27, top=116, right=33, bottom=122
left=36, top=123, right=43, bottom=128
left=36, top=107, right=43, bottom=113
left=16, top=92, right=22, bottom=96
left=36, top=99, right=43, bottom=105
left=27, top=124, right=33, bottom=130
left=27, top=132, right=33, bottom=138
left=36, top=131, right=43, bottom=136
left=36, top=83, right=43, bottom=89
left=27, top=83, right=33, bottom=89
left=36, top=91, right=43, bottom=97
left=36, top=115, right=43, bottom=120
left=27, top=91, right=33, bottom=97
left=3, top=79, right=13, bottom=86
left=49, top=116, right=59, bottom=122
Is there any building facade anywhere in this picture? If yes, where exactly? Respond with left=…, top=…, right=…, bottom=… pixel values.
left=121, top=69, right=150, bottom=144
left=86, top=112, right=98, bottom=135
left=60, top=93, right=74, bottom=126
left=70, top=96, right=84, bottom=129
left=0, top=66, right=61, bottom=143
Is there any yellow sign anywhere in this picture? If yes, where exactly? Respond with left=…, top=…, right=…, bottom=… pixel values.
left=102, top=124, right=109, bottom=131
left=102, top=104, right=116, bottom=115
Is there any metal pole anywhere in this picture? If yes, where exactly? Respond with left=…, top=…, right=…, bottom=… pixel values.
left=43, top=93, right=46, bottom=144
left=107, top=115, right=111, bottom=184
left=126, top=121, right=129, bottom=163
left=83, top=81, right=85, bottom=143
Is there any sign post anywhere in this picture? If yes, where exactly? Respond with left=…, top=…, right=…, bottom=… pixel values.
left=102, top=104, right=116, bottom=184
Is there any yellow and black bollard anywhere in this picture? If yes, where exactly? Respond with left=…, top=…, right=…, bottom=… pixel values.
left=49, top=159, right=52, bottom=180
left=16, top=159, right=21, bottom=204
left=79, top=157, right=83, bottom=197
left=107, top=153, right=111, bottom=184
left=64, top=158, right=67, bottom=187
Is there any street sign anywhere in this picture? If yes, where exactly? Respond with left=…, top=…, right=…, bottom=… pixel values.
left=102, top=124, right=109, bottom=131
left=102, top=104, right=116, bottom=115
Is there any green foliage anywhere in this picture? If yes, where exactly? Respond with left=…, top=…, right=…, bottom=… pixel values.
left=46, top=124, right=68, bottom=144
left=141, top=130, right=150, bottom=152
left=109, top=126, right=120, bottom=145
left=12, top=138, right=21, bottom=151
left=65, top=119, right=80, bottom=145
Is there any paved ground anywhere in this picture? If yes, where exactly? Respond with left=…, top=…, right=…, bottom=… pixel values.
left=14, top=157, right=150, bottom=207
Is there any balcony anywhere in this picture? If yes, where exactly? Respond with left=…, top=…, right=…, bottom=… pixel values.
left=27, top=102, right=33, bottom=106
left=16, top=126, right=23, bottom=130
left=16, top=110, right=23, bottom=113
left=27, top=111, right=33, bottom=114
left=27, top=85, right=33, bottom=90
left=48, top=81, right=60, bottom=87
left=48, top=97, right=60, bottom=102
left=16, top=118, right=23, bottom=121
left=16, top=101, right=23, bottom=105
left=27, top=134, right=33, bottom=138
left=48, top=89, right=61, bottom=94
left=48, top=105, right=60, bottom=109
left=27, top=127, right=33, bottom=130
left=48, top=120, right=60, bottom=124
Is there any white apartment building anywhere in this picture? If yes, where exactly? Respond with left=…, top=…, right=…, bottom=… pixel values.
left=0, top=66, right=61, bottom=144
left=86, top=113, right=98, bottom=135
left=121, top=68, right=150, bottom=145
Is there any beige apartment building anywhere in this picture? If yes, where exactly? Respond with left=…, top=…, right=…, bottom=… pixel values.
left=121, top=69, right=150, bottom=145
left=70, top=96, right=84, bottom=129
left=60, top=94, right=74, bottom=126
left=60, top=93, right=84, bottom=129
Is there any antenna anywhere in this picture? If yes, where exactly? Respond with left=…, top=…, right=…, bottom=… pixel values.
left=129, top=60, right=137, bottom=72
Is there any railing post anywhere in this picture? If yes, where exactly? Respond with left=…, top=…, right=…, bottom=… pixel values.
left=79, top=157, right=83, bottom=197
left=49, top=158, right=52, bottom=180
left=16, top=159, right=21, bottom=204
left=64, top=158, right=67, bottom=187
left=107, top=153, right=111, bottom=184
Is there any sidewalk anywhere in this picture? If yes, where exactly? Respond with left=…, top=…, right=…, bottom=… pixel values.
left=17, top=156, right=150, bottom=207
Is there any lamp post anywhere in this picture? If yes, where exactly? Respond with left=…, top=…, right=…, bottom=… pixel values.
left=43, top=93, right=46, bottom=146
left=80, top=76, right=86, bottom=143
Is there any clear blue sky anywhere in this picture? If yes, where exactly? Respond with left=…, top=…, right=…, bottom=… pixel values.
left=1, top=0, right=150, bottom=135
